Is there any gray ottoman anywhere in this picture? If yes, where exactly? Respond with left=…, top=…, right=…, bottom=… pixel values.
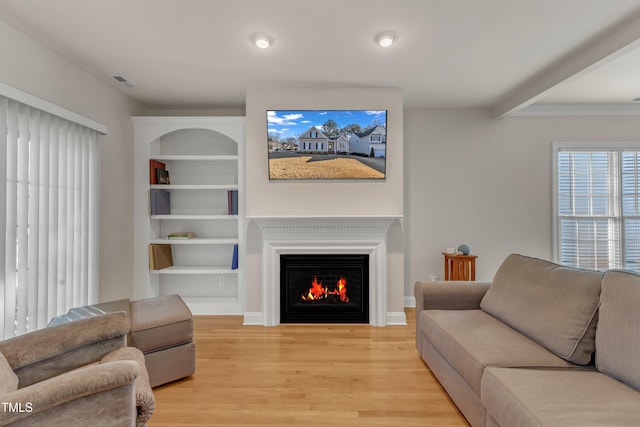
left=48, top=294, right=196, bottom=387
left=129, top=294, right=196, bottom=387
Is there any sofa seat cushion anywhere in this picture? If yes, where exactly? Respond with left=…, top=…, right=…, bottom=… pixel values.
left=480, top=254, right=602, bottom=365
left=420, top=309, right=575, bottom=395
left=482, top=367, right=640, bottom=427
left=596, top=270, right=640, bottom=391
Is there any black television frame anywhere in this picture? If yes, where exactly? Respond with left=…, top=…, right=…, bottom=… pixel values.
left=267, top=109, right=387, bottom=180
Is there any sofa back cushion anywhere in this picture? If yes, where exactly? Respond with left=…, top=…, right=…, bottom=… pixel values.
left=480, top=254, right=602, bottom=365
left=0, top=350, right=18, bottom=394
left=596, top=270, right=640, bottom=391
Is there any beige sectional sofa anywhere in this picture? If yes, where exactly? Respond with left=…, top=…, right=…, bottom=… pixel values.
left=415, top=253, right=640, bottom=427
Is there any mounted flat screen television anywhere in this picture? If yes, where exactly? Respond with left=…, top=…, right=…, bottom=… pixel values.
left=267, top=109, right=387, bottom=180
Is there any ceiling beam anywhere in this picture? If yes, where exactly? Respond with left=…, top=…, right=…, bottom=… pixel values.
left=493, top=8, right=640, bottom=118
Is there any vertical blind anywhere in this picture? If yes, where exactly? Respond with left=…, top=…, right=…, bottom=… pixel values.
left=557, top=148, right=640, bottom=272
left=0, top=96, right=99, bottom=339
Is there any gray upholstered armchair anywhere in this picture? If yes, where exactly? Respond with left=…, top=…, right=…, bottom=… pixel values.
left=0, top=312, right=154, bottom=426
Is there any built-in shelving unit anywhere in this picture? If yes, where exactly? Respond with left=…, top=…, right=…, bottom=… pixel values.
left=133, top=117, right=245, bottom=314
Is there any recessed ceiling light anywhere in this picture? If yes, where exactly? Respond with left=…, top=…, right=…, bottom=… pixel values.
left=375, top=31, right=397, bottom=48
left=250, top=32, right=274, bottom=49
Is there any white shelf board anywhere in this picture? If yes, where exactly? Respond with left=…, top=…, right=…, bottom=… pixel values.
left=149, top=238, right=238, bottom=245
left=151, top=266, right=239, bottom=274
left=150, top=184, right=238, bottom=190
left=151, top=214, right=238, bottom=220
left=151, top=154, right=239, bottom=161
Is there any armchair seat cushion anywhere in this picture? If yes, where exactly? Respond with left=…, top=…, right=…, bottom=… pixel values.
left=0, top=360, right=139, bottom=427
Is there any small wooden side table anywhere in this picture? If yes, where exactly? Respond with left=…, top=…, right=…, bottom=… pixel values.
left=442, top=253, right=478, bottom=281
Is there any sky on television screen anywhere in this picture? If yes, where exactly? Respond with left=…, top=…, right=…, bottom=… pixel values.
left=267, top=110, right=386, bottom=140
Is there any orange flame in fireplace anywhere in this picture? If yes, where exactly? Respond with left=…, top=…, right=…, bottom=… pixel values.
left=301, top=276, right=349, bottom=302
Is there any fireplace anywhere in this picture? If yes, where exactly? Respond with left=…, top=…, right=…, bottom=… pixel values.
left=280, top=254, right=369, bottom=323
left=249, top=216, right=404, bottom=327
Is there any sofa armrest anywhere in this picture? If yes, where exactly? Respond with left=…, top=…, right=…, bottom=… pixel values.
left=0, top=312, right=130, bottom=387
left=414, top=281, right=491, bottom=351
left=414, top=281, right=491, bottom=313
left=0, top=360, right=139, bottom=426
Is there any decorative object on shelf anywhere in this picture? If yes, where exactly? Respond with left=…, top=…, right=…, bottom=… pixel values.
left=149, top=244, right=173, bottom=270
left=150, top=189, right=170, bottom=215
left=458, top=244, right=470, bottom=255
left=156, top=168, right=171, bottom=184
left=149, top=159, right=166, bottom=184
left=231, top=244, right=239, bottom=270
left=168, top=232, right=195, bottom=240
left=227, top=190, right=238, bottom=215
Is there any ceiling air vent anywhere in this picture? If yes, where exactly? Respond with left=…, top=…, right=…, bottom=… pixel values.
left=112, top=75, right=134, bottom=88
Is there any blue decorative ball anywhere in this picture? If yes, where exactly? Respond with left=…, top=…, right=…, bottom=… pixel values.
left=458, top=244, right=470, bottom=255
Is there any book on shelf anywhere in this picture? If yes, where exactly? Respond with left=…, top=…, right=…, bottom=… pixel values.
left=150, top=189, right=171, bottom=215
left=149, top=159, right=166, bottom=184
left=168, top=232, right=195, bottom=239
left=227, top=190, right=238, bottom=215
left=231, top=244, right=238, bottom=270
left=156, top=168, right=171, bottom=184
left=149, top=244, right=173, bottom=270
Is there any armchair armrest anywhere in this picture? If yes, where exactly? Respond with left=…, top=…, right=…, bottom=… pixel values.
left=0, top=312, right=130, bottom=387
left=0, top=360, right=139, bottom=426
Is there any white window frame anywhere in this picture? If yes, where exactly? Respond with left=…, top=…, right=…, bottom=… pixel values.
left=552, top=141, right=640, bottom=270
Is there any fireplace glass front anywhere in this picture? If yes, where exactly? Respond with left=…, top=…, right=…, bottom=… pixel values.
left=280, top=254, right=369, bottom=323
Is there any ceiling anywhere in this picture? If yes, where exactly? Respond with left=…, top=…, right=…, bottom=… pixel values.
left=2, top=0, right=640, bottom=116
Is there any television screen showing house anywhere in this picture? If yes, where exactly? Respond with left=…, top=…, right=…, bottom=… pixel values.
left=267, top=110, right=387, bottom=180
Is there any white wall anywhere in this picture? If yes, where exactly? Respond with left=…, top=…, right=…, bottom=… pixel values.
left=404, top=108, right=640, bottom=300
left=0, top=20, right=142, bottom=303
left=244, top=88, right=405, bottom=316
left=245, top=88, right=403, bottom=217
left=7, top=13, right=640, bottom=311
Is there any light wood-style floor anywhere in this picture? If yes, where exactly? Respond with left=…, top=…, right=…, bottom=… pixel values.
left=149, top=309, right=469, bottom=427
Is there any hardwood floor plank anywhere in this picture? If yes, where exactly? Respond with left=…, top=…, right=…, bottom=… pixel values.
left=149, top=309, right=469, bottom=426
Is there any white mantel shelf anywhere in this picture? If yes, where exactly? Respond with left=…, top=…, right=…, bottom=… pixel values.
left=249, top=215, right=402, bottom=233
left=247, top=215, right=403, bottom=220
left=247, top=215, right=404, bottom=327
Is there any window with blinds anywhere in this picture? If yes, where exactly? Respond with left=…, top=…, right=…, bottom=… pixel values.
left=555, top=144, right=640, bottom=272
left=0, top=95, right=100, bottom=339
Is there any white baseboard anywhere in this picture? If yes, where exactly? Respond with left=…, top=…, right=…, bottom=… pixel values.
left=404, top=296, right=416, bottom=307
left=242, top=312, right=264, bottom=325
left=386, top=311, right=407, bottom=326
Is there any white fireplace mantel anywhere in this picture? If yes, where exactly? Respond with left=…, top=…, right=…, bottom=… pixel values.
left=248, top=215, right=403, bottom=327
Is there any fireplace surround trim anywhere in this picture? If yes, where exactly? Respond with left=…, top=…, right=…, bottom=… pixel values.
left=251, top=216, right=400, bottom=326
